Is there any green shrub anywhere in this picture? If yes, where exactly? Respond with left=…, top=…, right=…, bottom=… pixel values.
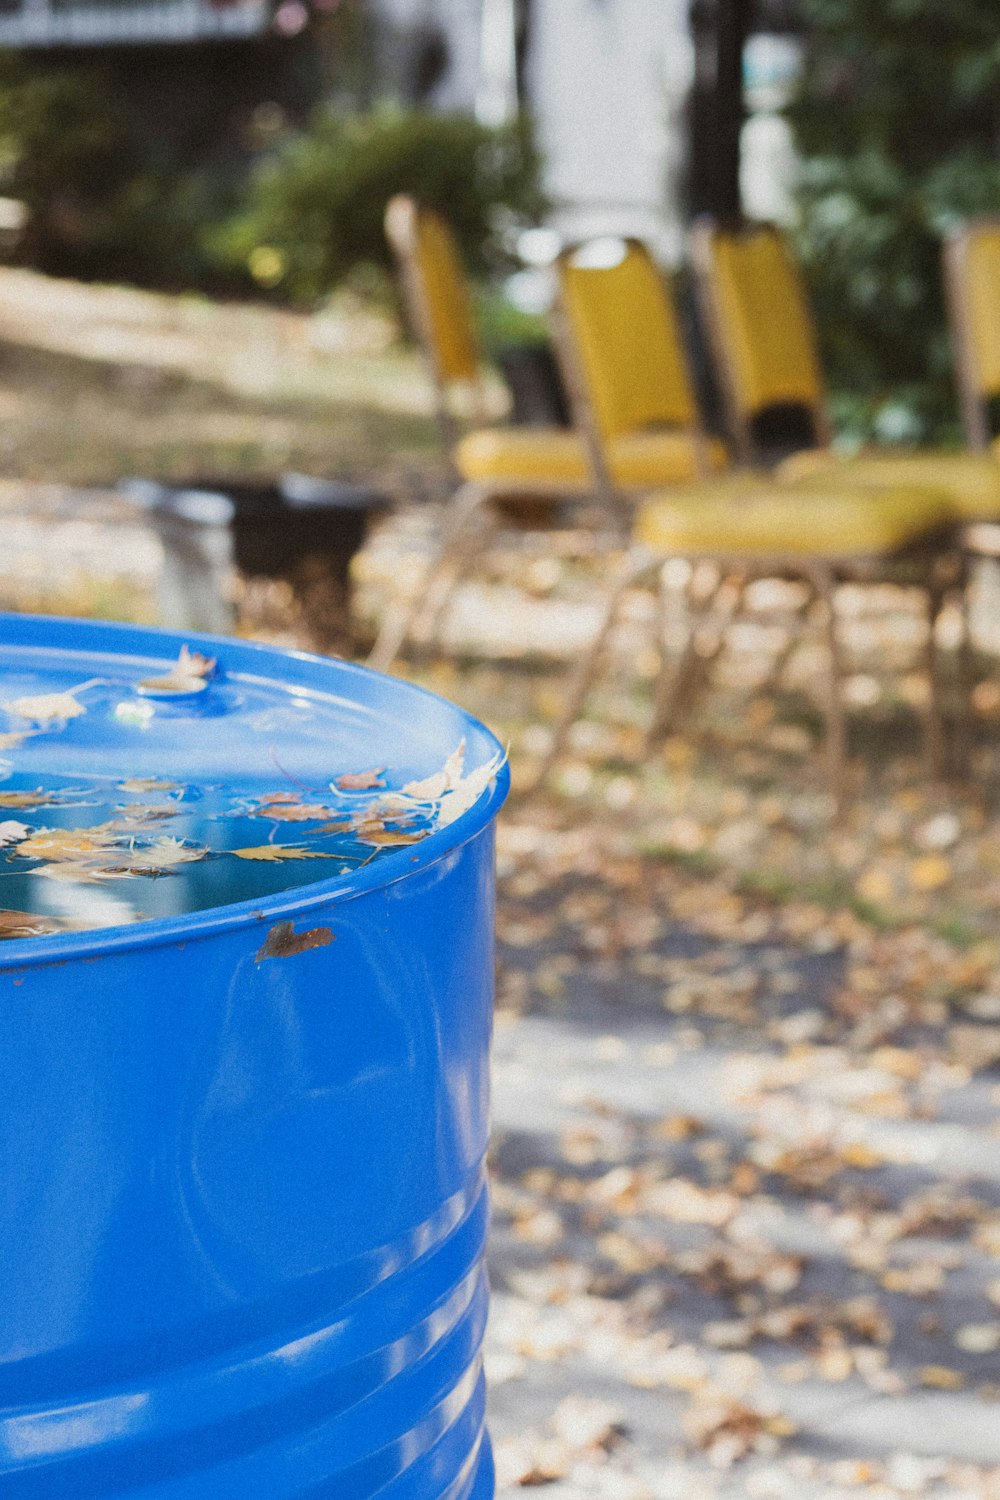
left=211, top=106, right=546, bottom=304
left=788, top=0, right=1000, bottom=445
left=0, top=54, right=246, bottom=289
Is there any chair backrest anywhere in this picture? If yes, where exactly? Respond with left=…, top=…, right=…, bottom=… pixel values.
left=384, top=195, right=482, bottom=445
left=553, top=238, right=703, bottom=488
left=690, top=220, right=830, bottom=463
left=943, top=218, right=1000, bottom=450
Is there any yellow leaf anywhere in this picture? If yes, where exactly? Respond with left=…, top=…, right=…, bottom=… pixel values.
left=253, top=801, right=336, bottom=822
left=856, top=868, right=894, bottom=905
left=16, top=824, right=118, bottom=861
left=918, top=1365, right=966, bottom=1390
left=841, top=1142, right=883, bottom=1169
left=909, top=855, right=952, bottom=891
left=231, top=845, right=329, bottom=861
left=356, top=828, right=426, bottom=846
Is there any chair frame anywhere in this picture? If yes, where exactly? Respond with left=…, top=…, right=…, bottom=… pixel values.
left=369, top=199, right=621, bottom=674
left=689, top=217, right=833, bottom=467
left=539, top=236, right=954, bottom=808
left=942, top=215, right=1000, bottom=453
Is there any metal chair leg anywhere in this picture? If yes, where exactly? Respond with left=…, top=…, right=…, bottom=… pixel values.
left=409, top=508, right=499, bottom=662
left=533, top=547, right=662, bottom=785
left=367, top=483, right=491, bottom=673
left=952, top=549, right=975, bottom=777
left=647, top=570, right=748, bottom=748
left=808, top=563, right=848, bottom=814
left=922, top=573, right=946, bottom=780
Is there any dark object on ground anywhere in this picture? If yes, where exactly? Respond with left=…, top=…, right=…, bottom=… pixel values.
left=494, top=343, right=572, bottom=428
left=122, top=474, right=390, bottom=654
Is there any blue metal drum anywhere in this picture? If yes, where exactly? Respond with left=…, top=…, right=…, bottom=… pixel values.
left=0, top=615, right=509, bottom=1499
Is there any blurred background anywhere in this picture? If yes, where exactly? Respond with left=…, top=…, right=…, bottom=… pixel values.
left=3, top=4, right=1000, bottom=1496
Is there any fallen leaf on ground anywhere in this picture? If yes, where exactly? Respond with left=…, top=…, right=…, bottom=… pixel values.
left=919, top=1365, right=966, bottom=1390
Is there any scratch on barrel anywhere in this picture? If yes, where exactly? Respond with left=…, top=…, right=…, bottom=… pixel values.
left=256, top=921, right=334, bottom=961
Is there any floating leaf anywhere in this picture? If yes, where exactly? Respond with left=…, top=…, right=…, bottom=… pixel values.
left=253, top=800, right=337, bottom=822
left=0, top=908, right=62, bottom=938
left=119, top=778, right=178, bottom=794
left=232, top=845, right=330, bottom=861
left=118, top=837, right=206, bottom=874
left=335, top=768, right=386, bottom=791
left=16, top=824, right=119, bottom=861
left=139, top=645, right=216, bottom=696
left=14, top=826, right=204, bottom=883
left=0, top=789, right=59, bottom=809
left=355, top=827, right=427, bottom=847
left=6, top=691, right=87, bottom=725
left=0, top=730, right=33, bottom=750
left=403, top=740, right=467, bottom=800
left=435, top=751, right=506, bottom=828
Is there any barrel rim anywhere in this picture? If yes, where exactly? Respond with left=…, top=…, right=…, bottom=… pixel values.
left=0, top=614, right=509, bottom=968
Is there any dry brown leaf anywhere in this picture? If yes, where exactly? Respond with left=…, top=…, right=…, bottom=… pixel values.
left=16, top=824, right=119, bottom=861
left=0, top=908, right=62, bottom=938
left=549, top=1395, right=625, bottom=1453
left=253, top=801, right=336, bottom=822
left=335, top=767, right=386, bottom=791
left=0, top=789, right=58, bottom=809
left=355, top=827, right=427, bottom=847
left=231, top=845, right=329, bottom=862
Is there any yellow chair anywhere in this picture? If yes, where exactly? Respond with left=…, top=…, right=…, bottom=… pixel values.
left=368, top=198, right=726, bottom=671
left=543, top=238, right=957, bottom=803
left=690, top=219, right=1000, bottom=522
left=943, top=216, right=1000, bottom=454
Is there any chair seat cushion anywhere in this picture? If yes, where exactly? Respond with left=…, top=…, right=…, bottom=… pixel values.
left=454, top=426, right=727, bottom=489
left=634, top=475, right=953, bottom=558
left=778, top=448, right=1000, bottom=522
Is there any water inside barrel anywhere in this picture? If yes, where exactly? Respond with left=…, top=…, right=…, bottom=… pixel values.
left=0, top=650, right=501, bottom=938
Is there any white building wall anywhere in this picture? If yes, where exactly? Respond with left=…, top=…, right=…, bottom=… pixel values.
left=526, top=0, right=692, bottom=264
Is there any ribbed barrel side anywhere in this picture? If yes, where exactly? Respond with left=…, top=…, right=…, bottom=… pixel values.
left=0, top=827, right=498, bottom=1499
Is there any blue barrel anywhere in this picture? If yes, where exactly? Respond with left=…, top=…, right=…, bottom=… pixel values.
left=0, top=614, right=509, bottom=1499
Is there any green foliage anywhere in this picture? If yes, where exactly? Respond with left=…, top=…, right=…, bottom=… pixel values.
left=212, top=106, right=546, bottom=304
left=0, top=54, right=244, bottom=288
left=788, top=0, right=1000, bottom=443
